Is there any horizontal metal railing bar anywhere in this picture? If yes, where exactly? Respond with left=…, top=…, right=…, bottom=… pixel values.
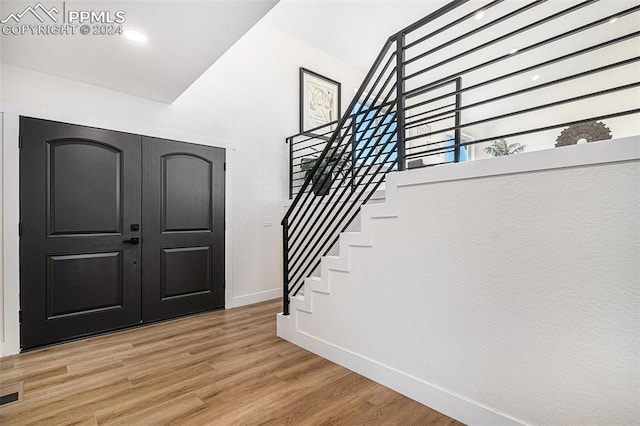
left=405, top=102, right=457, bottom=121
left=291, top=141, right=330, bottom=155
left=390, top=0, right=470, bottom=39
left=347, top=51, right=400, bottom=120
left=404, top=159, right=455, bottom=169
left=407, top=0, right=599, bottom=69
left=292, top=153, right=399, bottom=174
left=405, top=82, right=640, bottom=143
left=289, top=125, right=383, bottom=234
left=288, top=81, right=399, bottom=238
left=289, top=100, right=398, bottom=147
left=290, top=167, right=396, bottom=189
left=292, top=142, right=398, bottom=164
left=285, top=83, right=395, bottom=233
left=406, top=56, right=640, bottom=127
left=288, top=164, right=390, bottom=289
left=287, top=49, right=405, bottom=280
left=407, top=146, right=458, bottom=160
left=290, top=108, right=396, bottom=148
left=291, top=132, right=334, bottom=147
left=405, top=82, right=465, bottom=110
left=291, top=123, right=339, bottom=140
left=310, top=134, right=332, bottom=142
left=404, top=30, right=640, bottom=111
left=290, top=130, right=339, bottom=146
left=405, top=108, right=640, bottom=159
left=288, top=179, right=392, bottom=208
left=282, top=38, right=395, bottom=225
left=288, top=55, right=398, bottom=145
left=405, top=138, right=452, bottom=153
left=404, top=0, right=505, bottom=50
left=283, top=39, right=395, bottom=292
left=290, top=125, right=400, bottom=160
left=287, top=107, right=399, bottom=270
left=405, top=113, right=457, bottom=131
left=404, top=5, right=640, bottom=94
left=288, top=100, right=399, bottom=250
left=291, top=194, right=367, bottom=296
left=291, top=150, right=334, bottom=162
left=405, top=0, right=548, bottom=67
left=287, top=114, right=399, bottom=268
left=290, top=150, right=397, bottom=290
left=402, top=162, right=453, bottom=171
left=287, top=117, right=393, bottom=237
left=291, top=124, right=367, bottom=153
left=286, top=60, right=399, bottom=231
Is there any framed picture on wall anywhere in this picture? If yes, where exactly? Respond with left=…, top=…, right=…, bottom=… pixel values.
left=300, top=68, right=341, bottom=134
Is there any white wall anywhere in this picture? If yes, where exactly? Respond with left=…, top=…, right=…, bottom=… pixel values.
left=174, top=22, right=364, bottom=302
left=0, top=112, right=4, bottom=343
left=280, top=140, right=640, bottom=425
left=0, top=21, right=364, bottom=356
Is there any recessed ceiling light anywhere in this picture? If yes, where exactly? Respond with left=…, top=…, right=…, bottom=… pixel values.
left=609, top=17, right=618, bottom=24
left=475, top=10, right=485, bottom=20
left=531, top=74, right=540, bottom=81
left=509, top=48, right=519, bottom=55
left=124, top=30, right=147, bottom=44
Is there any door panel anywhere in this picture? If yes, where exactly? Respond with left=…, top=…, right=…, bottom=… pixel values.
left=47, top=252, right=124, bottom=318
left=48, top=141, right=122, bottom=235
left=142, top=137, right=225, bottom=322
left=162, top=154, right=212, bottom=232
left=162, top=246, right=212, bottom=298
left=20, top=117, right=141, bottom=350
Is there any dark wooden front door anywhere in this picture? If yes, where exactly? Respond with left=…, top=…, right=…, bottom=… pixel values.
left=141, top=137, right=225, bottom=322
left=19, top=118, right=225, bottom=350
left=20, top=117, right=142, bottom=349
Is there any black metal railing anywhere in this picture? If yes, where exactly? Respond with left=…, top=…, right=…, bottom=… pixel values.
left=282, top=0, right=640, bottom=314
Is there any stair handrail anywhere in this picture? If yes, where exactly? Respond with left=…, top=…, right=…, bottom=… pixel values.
left=281, top=0, right=640, bottom=316
left=281, top=38, right=394, bottom=224
left=282, top=1, right=471, bottom=315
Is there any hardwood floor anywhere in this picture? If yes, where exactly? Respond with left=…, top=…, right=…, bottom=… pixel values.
left=0, top=300, right=463, bottom=425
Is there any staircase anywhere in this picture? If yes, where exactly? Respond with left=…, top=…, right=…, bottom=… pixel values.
left=281, top=0, right=640, bottom=316
left=278, top=137, right=640, bottom=425
left=278, top=2, right=639, bottom=422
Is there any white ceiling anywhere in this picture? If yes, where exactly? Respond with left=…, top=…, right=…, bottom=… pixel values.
left=262, top=0, right=449, bottom=72
left=2, top=0, right=637, bottom=106
left=0, top=0, right=279, bottom=102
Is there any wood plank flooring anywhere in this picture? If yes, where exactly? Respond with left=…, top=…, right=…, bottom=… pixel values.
left=0, top=299, right=463, bottom=425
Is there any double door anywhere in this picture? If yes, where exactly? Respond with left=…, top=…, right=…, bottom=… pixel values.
left=20, top=117, right=225, bottom=350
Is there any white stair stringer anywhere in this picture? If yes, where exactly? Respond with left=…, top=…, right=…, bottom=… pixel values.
left=277, top=176, right=400, bottom=334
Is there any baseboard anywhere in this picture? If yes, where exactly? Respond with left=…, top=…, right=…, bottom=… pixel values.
left=279, top=326, right=526, bottom=426
left=231, top=288, right=281, bottom=308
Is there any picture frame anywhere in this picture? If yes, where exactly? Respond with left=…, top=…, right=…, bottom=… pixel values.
left=299, top=67, right=341, bottom=134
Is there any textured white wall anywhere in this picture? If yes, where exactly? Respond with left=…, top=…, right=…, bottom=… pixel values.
left=293, top=143, right=640, bottom=425
left=0, top=113, right=3, bottom=343
left=174, top=22, right=365, bottom=302
left=0, top=21, right=364, bottom=356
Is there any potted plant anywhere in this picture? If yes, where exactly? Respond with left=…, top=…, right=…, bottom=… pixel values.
left=483, top=138, right=527, bottom=156
left=300, top=146, right=351, bottom=196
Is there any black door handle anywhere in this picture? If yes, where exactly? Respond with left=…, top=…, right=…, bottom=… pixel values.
left=123, top=237, right=140, bottom=245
